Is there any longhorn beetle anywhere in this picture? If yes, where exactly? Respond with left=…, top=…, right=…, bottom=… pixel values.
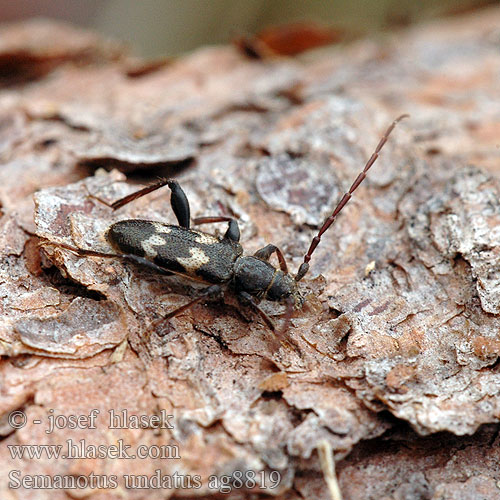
left=48, top=115, right=407, bottom=344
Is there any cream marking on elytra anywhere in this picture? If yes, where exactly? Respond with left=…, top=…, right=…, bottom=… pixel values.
left=194, top=232, right=218, bottom=245
left=177, top=247, right=210, bottom=271
left=151, top=222, right=171, bottom=234
left=142, top=234, right=167, bottom=258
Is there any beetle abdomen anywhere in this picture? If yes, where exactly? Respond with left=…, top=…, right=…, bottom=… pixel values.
left=106, top=220, right=242, bottom=283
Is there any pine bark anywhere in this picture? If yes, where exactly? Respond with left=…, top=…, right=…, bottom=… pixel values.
left=1, top=10, right=500, bottom=499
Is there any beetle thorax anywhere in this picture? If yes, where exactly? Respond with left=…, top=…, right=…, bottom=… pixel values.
left=232, top=256, right=298, bottom=303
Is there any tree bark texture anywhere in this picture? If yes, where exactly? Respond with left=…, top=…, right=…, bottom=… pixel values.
left=0, top=10, right=499, bottom=499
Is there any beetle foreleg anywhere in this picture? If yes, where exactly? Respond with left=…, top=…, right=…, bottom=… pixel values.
left=254, top=244, right=288, bottom=273
left=237, top=291, right=275, bottom=331
left=237, top=291, right=284, bottom=353
left=237, top=292, right=300, bottom=354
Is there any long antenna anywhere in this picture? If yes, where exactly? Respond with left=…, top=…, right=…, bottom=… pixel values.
left=295, top=114, right=408, bottom=281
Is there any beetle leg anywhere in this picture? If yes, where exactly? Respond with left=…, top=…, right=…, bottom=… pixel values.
left=237, top=291, right=293, bottom=352
left=89, top=178, right=191, bottom=228
left=237, top=291, right=275, bottom=331
left=88, top=178, right=169, bottom=210
left=40, top=240, right=173, bottom=275
left=193, top=216, right=240, bottom=242
left=280, top=296, right=295, bottom=342
left=165, top=180, right=190, bottom=229
left=111, top=253, right=174, bottom=275
left=155, top=284, right=222, bottom=323
left=254, top=244, right=288, bottom=273
left=237, top=291, right=300, bottom=354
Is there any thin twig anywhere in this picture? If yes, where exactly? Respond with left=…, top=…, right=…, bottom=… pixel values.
left=317, top=440, right=342, bottom=500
